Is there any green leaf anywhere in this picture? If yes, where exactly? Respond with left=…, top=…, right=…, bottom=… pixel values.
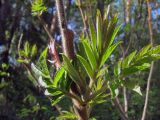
left=62, top=55, right=82, bottom=85
left=109, top=85, right=119, bottom=98
left=37, top=48, right=50, bottom=77
left=109, top=24, right=122, bottom=47
left=96, top=66, right=108, bottom=78
left=31, top=63, right=50, bottom=78
left=53, top=67, right=65, bottom=87
left=133, top=85, right=142, bottom=96
left=46, top=87, right=63, bottom=96
left=103, top=15, right=118, bottom=49
left=17, top=58, right=28, bottom=64
left=114, top=60, right=121, bottom=76
left=134, top=44, right=151, bottom=62
left=31, top=44, right=37, bottom=57
left=51, top=95, right=64, bottom=106
left=100, top=41, right=122, bottom=67
left=32, top=0, right=47, bottom=16
left=134, top=55, right=160, bottom=66
left=19, top=50, right=27, bottom=57
left=24, top=41, right=30, bottom=57
left=108, top=80, right=120, bottom=98
left=122, top=51, right=137, bottom=68
left=122, top=80, right=142, bottom=95
left=121, top=80, right=137, bottom=90
left=148, top=45, right=160, bottom=55
left=83, top=41, right=97, bottom=70
left=122, top=63, right=150, bottom=76
left=77, top=55, right=94, bottom=78
left=57, top=111, right=77, bottom=119
left=89, top=19, right=97, bottom=51
left=96, top=10, right=102, bottom=53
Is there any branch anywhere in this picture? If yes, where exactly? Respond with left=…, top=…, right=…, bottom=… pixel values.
left=113, top=97, right=128, bottom=120
left=141, top=1, right=154, bottom=120
left=55, top=0, right=75, bottom=59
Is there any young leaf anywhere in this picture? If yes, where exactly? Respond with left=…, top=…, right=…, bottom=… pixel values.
left=51, top=95, right=64, bottom=106
left=77, top=55, right=94, bottom=79
left=31, top=0, right=47, bottom=16
left=104, top=15, right=119, bottom=49
left=24, top=41, right=30, bottom=57
left=53, top=67, right=65, bottom=87
left=37, top=48, right=49, bottom=77
left=133, top=44, right=151, bottom=62
left=97, top=66, right=108, bottom=78
left=46, top=87, right=63, bottom=96
left=109, top=24, right=122, bottom=47
left=100, top=41, right=122, bottom=67
left=62, top=55, right=82, bottom=86
left=114, top=60, right=121, bottom=76
left=133, top=85, right=142, bottom=96
left=89, top=19, right=97, bottom=51
left=121, top=80, right=142, bottom=95
left=96, top=10, right=102, bottom=53
left=122, top=63, right=150, bottom=76
left=148, top=45, right=160, bottom=55
left=57, top=111, right=78, bottom=119
left=122, top=51, right=137, bottom=68
left=83, top=41, right=97, bottom=70
left=31, top=44, right=37, bottom=57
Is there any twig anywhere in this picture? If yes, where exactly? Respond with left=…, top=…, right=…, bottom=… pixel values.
left=38, top=16, right=55, bottom=42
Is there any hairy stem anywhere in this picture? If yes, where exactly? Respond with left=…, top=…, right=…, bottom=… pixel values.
left=55, top=1, right=89, bottom=120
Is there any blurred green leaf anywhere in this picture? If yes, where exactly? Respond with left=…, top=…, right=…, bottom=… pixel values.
left=122, top=51, right=137, bottom=68
left=122, top=63, right=150, bottom=76
left=89, top=19, right=97, bottom=52
left=32, top=0, right=47, bottom=16
left=31, top=44, right=37, bottom=57
left=57, top=111, right=77, bottom=119
left=24, top=41, right=30, bottom=57
left=51, top=95, right=64, bottom=106
left=114, top=60, right=121, bottom=76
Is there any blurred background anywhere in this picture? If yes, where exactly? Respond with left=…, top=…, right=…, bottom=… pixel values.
left=0, top=0, right=160, bottom=120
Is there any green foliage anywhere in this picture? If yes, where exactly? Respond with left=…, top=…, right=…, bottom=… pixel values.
left=112, top=44, right=160, bottom=95
left=19, top=7, right=160, bottom=120
left=31, top=0, right=47, bottom=16
left=18, top=41, right=37, bottom=64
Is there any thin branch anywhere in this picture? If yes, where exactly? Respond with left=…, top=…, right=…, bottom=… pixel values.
left=123, top=87, right=128, bottom=117
left=38, top=16, right=55, bottom=42
left=113, top=97, right=128, bottom=120
left=77, top=0, right=89, bottom=37
left=141, top=0, right=154, bottom=120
